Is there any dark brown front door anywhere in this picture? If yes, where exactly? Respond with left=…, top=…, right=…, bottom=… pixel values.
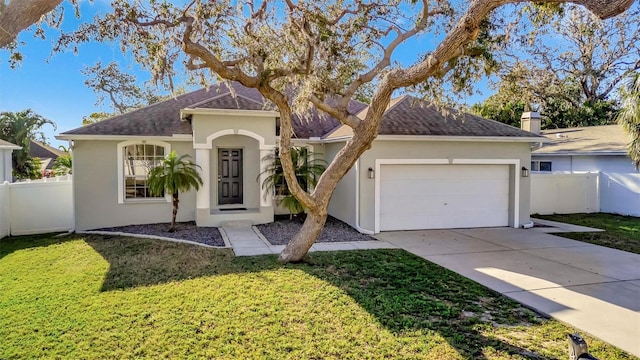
left=218, top=148, right=243, bottom=205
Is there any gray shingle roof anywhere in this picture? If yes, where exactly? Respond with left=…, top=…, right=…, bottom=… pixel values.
left=29, top=140, right=66, bottom=159
left=378, top=96, right=541, bottom=138
left=61, top=83, right=538, bottom=140
left=62, top=82, right=367, bottom=139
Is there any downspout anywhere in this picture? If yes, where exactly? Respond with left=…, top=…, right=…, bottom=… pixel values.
left=354, top=159, right=375, bottom=235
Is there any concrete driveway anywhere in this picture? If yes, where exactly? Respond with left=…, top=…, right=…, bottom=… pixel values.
left=375, top=227, right=640, bottom=357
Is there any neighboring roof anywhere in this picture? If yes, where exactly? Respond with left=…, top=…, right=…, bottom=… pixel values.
left=29, top=140, right=65, bottom=159
left=0, top=139, right=21, bottom=149
left=29, top=140, right=66, bottom=170
left=377, top=95, right=542, bottom=138
left=534, top=124, right=630, bottom=155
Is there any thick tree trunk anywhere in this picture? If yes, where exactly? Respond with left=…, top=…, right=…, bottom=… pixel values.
left=279, top=210, right=328, bottom=263
left=0, top=0, right=63, bottom=48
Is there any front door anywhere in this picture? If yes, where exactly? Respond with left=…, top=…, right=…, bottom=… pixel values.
left=218, top=148, right=243, bottom=205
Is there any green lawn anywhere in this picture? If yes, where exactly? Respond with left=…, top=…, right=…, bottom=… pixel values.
left=0, top=234, right=636, bottom=359
left=535, top=213, right=640, bottom=254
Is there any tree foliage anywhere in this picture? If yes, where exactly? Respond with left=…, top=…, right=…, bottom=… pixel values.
left=0, top=109, right=56, bottom=180
left=481, top=2, right=640, bottom=127
left=260, top=147, right=327, bottom=219
left=52, top=153, right=72, bottom=175
left=147, top=151, right=203, bottom=232
left=617, top=72, right=640, bottom=168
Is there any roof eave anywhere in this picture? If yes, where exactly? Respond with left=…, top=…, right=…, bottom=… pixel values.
left=180, top=108, right=279, bottom=120
left=374, top=135, right=551, bottom=143
left=56, top=134, right=193, bottom=141
left=532, top=150, right=629, bottom=156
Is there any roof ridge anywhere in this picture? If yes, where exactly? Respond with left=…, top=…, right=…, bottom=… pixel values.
left=384, top=94, right=412, bottom=114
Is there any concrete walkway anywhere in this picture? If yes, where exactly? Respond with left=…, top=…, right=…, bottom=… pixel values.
left=376, top=227, right=640, bottom=357
left=221, top=221, right=396, bottom=257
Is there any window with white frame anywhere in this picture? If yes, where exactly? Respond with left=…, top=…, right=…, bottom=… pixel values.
left=122, top=143, right=166, bottom=200
left=531, top=160, right=552, bottom=172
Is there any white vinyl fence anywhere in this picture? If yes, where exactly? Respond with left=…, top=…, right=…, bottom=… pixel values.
left=0, top=177, right=74, bottom=239
left=531, top=172, right=640, bottom=217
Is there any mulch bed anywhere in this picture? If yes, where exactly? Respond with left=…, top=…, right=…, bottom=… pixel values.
left=256, top=215, right=376, bottom=245
left=94, top=221, right=225, bottom=247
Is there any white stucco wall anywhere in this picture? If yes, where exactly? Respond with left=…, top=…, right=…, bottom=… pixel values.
left=72, top=140, right=197, bottom=230
left=325, top=142, right=356, bottom=226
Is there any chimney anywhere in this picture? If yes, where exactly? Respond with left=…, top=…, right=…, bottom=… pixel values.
left=521, top=112, right=541, bottom=135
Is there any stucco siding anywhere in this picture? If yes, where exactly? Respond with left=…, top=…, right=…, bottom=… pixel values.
left=325, top=142, right=356, bottom=227
left=192, top=113, right=276, bottom=146
left=357, top=140, right=532, bottom=231
left=73, top=140, right=197, bottom=230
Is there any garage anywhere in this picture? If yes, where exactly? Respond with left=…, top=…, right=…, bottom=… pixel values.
left=378, top=164, right=510, bottom=231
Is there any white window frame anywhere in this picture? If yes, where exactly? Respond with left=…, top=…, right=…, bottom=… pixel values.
left=117, top=140, right=171, bottom=204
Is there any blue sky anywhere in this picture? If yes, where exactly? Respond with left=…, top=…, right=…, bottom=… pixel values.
left=0, top=2, right=491, bottom=149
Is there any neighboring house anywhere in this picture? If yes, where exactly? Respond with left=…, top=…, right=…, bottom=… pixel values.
left=57, top=82, right=544, bottom=232
left=0, top=139, right=21, bottom=182
left=531, top=122, right=638, bottom=173
left=527, top=113, right=640, bottom=216
left=29, top=140, right=67, bottom=177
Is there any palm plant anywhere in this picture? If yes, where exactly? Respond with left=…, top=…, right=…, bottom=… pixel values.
left=0, top=109, right=55, bottom=180
left=260, top=147, right=327, bottom=219
left=147, top=151, right=203, bottom=232
left=617, top=72, right=640, bottom=168
left=53, top=154, right=72, bottom=175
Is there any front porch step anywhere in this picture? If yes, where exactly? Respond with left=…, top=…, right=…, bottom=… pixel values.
left=221, top=220, right=253, bottom=228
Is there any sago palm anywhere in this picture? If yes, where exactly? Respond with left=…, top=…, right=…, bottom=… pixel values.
left=617, top=72, right=640, bottom=168
left=260, top=147, right=327, bottom=219
left=147, top=151, right=203, bottom=232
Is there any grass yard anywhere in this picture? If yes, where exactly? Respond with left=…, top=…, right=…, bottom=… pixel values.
left=536, top=213, right=640, bottom=254
left=0, top=234, right=636, bottom=359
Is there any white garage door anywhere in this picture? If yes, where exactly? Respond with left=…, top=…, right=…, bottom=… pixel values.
left=379, top=164, right=510, bottom=231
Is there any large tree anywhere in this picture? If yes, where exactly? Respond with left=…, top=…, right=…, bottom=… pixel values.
left=0, top=109, right=56, bottom=179
left=4, top=0, right=636, bottom=262
left=482, top=2, right=640, bottom=126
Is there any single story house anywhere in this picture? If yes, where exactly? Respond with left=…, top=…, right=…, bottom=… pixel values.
left=0, top=139, right=21, bottom=183
left=58, top=82, right=545, bottom=233
left=29, top=140, right=67, bottom=177
left=530, top=122, right=637, bottom=173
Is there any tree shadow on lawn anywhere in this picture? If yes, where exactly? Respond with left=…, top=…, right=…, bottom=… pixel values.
left=0, top=232, right=78, bottom=260
left=84, top=235, right=554, bottom=359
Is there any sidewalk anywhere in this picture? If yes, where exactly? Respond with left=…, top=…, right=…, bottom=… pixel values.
left=221, top=221, right=396, bottom=256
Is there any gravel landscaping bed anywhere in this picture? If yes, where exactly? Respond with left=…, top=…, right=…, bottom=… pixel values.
left=256, top=215, right=376, bottom=245
left=94, top=222, right=225, bottom=247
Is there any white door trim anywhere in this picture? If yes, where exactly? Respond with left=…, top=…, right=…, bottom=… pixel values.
left=374, top=158, right=520, bottom=233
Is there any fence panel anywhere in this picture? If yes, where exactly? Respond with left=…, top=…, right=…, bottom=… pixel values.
left=0, top=182, right=8, bottom=239
left=8, top=177, right=74, bottom=236
left=600, top=173, right=640, bottom=217
left=531, top=173, right=599, bottom=215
